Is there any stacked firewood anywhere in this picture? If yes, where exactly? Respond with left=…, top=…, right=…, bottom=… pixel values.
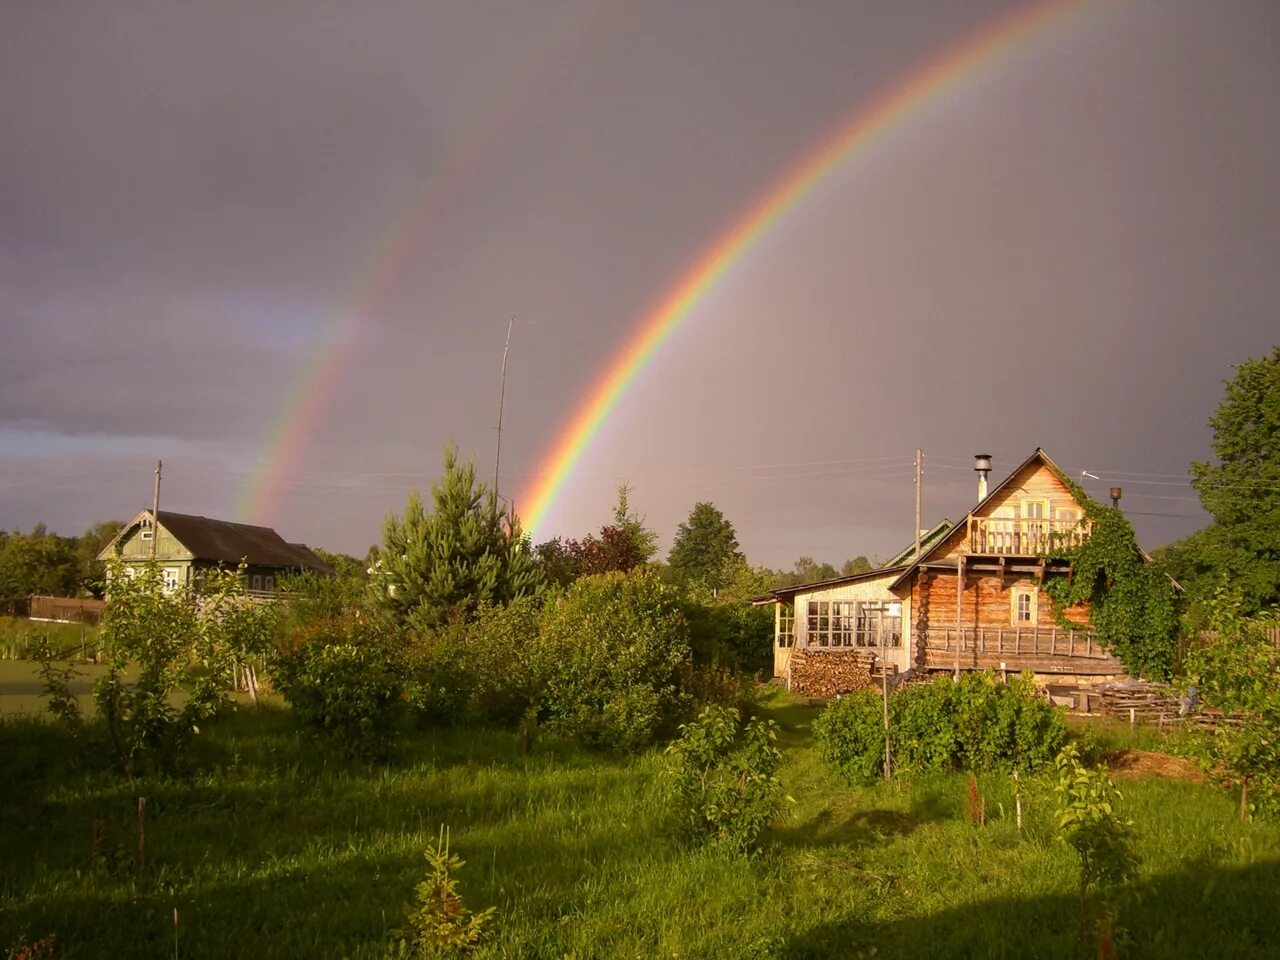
left=1094, top=680, right=1186, bottom=723
left=788, top=648, right=876, bottom=699
left=1094, top=679, right=1244, bottom=730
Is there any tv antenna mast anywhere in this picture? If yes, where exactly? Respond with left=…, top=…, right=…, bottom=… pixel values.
left=493, top=317, right=515, bottom=505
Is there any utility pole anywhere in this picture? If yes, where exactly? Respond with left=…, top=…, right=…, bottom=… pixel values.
left=914, top=449, right=923, bottom=562
left=493, top=317, right=514, bottom=503
left=151, top=460, right=162, bottom=560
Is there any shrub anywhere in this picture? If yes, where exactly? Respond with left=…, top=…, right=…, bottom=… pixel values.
left=88, top=561, right=276, bottom=776
left=816, top=671, right=1067, bottom=784
left=814, top=691, right=886, bottom=785
left=273, top=613, right=402, bottom=758
left=1055, top=744, right=1139, bottom=948
left=1183, top=584, right=1280, bottom=818
left=533, top=570, right=691, bottom=751
left=665, top=704, right=786, bottom=851
left=403, top=599, right=542, bottom=727
left=399, top=827, right=494, bottom=956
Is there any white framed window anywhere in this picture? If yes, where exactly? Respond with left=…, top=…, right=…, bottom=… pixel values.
left=1012, top=588, right=1037, bottom=625
left=778, top=603, right=795, bottom=648
left=140, top=530, right=153, bottom=541
left=264, top=575, right=275, bottom=594
left=162, top=567, right=180, bottom=592
left=251, top=574, right=263, bottom=592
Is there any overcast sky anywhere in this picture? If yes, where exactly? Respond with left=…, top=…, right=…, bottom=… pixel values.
left=2, top=0, right=1278, bottom=567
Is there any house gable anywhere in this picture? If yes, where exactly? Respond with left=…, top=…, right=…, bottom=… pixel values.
left=103, top=510, right=195, bottom=563
left=930, top=453, right=1085, bottom=563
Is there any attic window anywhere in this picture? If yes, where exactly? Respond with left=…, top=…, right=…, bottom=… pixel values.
left=140, top=530, right=153, bottom=541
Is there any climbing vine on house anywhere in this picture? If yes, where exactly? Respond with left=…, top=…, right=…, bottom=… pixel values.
left=1042, top=473, right=1179, bottom=680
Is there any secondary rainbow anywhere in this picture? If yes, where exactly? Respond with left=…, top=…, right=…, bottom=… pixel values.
left=236, top=0, right=615, bottom=526
left=517, top=0, right=1095, bottom=539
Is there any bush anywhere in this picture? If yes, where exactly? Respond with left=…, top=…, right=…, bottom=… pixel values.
left=534, top=570, right=691, bottom=752
left=815, top=671, right=1068, bottom=785
left=86, top=561, right=277, bottom=776
left=403, top=599, right=542, bottom=728
left=665, top=704, right=786, bottom=851
left=813, top=691, right=886, bottom=785
left=273, top=613, right=402, bottom=758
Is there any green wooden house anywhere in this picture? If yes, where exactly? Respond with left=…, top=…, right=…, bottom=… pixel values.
left=99, top=510, right=332, bottom=594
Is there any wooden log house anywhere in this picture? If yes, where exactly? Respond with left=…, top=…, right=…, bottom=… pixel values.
left=760, top=449, right=1127, bottom=689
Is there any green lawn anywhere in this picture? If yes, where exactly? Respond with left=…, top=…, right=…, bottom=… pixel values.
left=0, top=616, right=98, bottom=662
left=3, top=689, right=1278, bottom=959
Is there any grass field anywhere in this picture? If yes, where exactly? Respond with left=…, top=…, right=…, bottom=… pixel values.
left=3, top=688, right=1278, bottom=959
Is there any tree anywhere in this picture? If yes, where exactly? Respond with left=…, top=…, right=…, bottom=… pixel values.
left=532, top=484, right=658, bottom=587
left=612, top=482, right=659, bottom=562
left=375, top=445, right=542, bottom=630
left=841, top=555, right=874, bottom=577
left=76, top=520, right=124, bottom=598
left=1189, top=347, right=1280, bottom=614
left=0, top=526, right=80, bottom=599
left=667, top=502, right=743, bottom=589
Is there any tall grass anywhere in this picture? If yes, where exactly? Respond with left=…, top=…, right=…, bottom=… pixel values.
left=0, top=616, right=98, bottom=660
left=2, top=691, right=1278, bottom=958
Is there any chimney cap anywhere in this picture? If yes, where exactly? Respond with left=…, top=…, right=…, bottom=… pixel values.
left=974, top=454, right=993, bottom=473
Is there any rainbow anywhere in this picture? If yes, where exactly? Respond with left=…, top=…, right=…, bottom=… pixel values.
left=517, top=0, right=1095, bottom=539
left=237, top=0, right=614, bottom=525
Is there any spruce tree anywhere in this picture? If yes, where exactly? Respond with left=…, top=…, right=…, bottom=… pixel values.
left=377, top=445, right=542, bottom=629
left=667, top=502, right=743, bottom=589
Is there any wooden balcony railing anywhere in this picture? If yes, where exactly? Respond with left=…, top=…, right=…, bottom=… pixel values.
left=966, top=517, right=1090, bottom=556
left=928, top=625, right=1106, bottom=659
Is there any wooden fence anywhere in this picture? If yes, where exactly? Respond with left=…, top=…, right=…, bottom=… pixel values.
left=924, top=626, right=1124, bottom=675
left=28, top=595, right=106, bottom=624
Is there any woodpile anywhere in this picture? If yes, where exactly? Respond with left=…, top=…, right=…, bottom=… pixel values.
left=1093, top=679, right=1243, bottom=730
left=788, top=648, right=876, bottom=699
left=1095, top=680, right=1187, bottom=724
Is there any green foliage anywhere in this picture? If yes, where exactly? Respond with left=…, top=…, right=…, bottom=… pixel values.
left=1183, top=583, right=1280, bottom=818
left=375, top=445, right=542, bottom=631
left=0, top=520, right=124, bottom=601
left=534, top=570, right=691, bottom=751
left=679, top=558, right=775, bottom=674
left=813, top=689, right=887, bottom=785
left=816, top=672, right=1068, bottom=785
left=611, top=481, right=659, bottom=563
left=404, top=599, right=542, bottom=727
left=1189, top=347, right=1280, bottom=614
left=92, top=561, right=275, bottom=776
left=1055, top=744, right=1140, bottom=945
left=664, top=704, right=786, bottom=851
left=272, top=611, right=402, bottom=759
left=35, top=648, right=83, bottom=730
left=399, top=827, right=495, bottom=956
left=1043, top=474, right=1180, bottom=680
left=666, top=502, right=743, bottom=589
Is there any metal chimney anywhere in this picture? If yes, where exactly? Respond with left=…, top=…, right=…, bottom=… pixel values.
left=974, top=454, right=992, bottom=501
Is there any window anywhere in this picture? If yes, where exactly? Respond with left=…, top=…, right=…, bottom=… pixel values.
left=856, top=601, right=903, bottom=648
left=1012, top=588, right=1037, bottom=625
left=251, top=574, right=263, bottom=592
left=806, top=599, right=902, bottom=648
left=140, top=530, right=153, bottom=541
left=832, top=602, right=856, bottom=646
left=162, top=567, right=180, bottom=592
left=264, top=575, right=275, bottom=594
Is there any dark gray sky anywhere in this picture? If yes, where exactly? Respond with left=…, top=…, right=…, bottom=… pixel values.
left=2, top=0, right=1278, bottom=566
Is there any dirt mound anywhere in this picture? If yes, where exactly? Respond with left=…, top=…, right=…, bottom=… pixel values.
left=1106, top=749, right=1204, bottom=784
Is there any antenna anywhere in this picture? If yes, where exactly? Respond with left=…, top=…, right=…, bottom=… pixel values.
left=493, top=317, right=515, bottom=502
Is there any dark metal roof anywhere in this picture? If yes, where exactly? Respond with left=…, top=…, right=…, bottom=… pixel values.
left=152, top=511, right=332, bottom=573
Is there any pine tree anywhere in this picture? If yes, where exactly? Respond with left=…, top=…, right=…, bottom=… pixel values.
left=377, top=445, right=542, bottom=629
left=613, top=482, right=659, bottom=562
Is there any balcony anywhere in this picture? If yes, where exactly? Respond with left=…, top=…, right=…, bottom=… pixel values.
left=966, top=516, right=1090, bottom=556
left=924, top=625, right=1122, bottom=675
